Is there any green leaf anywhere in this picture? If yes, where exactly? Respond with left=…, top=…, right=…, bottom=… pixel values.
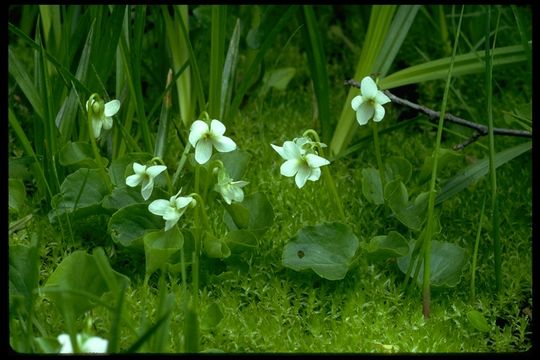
left=201, top=302, right=223, bottom=331
left=223, top=192, right=274, bottom=238
left=437, top=141, right=531, bottom=205
left=419, top=147, right=462, bottom=183
left=108, top=203, right=164, bottom=249
left=384, top=157, right=412, bottom=184
left=261, top=67, right=296, bottom=96
left=380, top=45, right=526, bottom=90
left=43, top=250, right=130, bottom=317
left=203, top=232, right=231, bottom=259
left=102, top=186, right=169, bottom=210
left=9, top=236, right=39, bottom=314
left=213, top=149, right=251, bottom=181
left=282, top=222, right=359, bottom=280
left=397, top=240, right=467, bottom=288
left=143, top=227, right=184, bottom=276
left=9, top=179, right=26, bottom=213
left=58, top=141, right=103, bottom=168
left=224, top=230, right=258, bottom=254
left=361, top=168, right=384, bottom=205
left=221, top=18, right=241, bottom=120
left=467, top=310, right=491, bottom=333
left=365, top=231, right=409, bottom=262
left=49, top=168, right=111, bottom=222
left=384, top=180, right=427, bottom=231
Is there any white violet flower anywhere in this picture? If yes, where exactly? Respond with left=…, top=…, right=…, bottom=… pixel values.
left=57, top=333, right=108, bottom=354
left=125, top=162, right=167, bottom=200
left=148, top=189, right=195, bottom=231
left=271, top=139, right=330, bottom=189
left=86, top=95, right=121, bottom=138
left=214, top=169, right=248, bottom=205
left=351, top=76, right=391, bottom=126
left=189, top=119, right=237, bottom=164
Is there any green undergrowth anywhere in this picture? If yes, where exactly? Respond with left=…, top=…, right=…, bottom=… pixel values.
left=10, top=83, right=531, bottom=352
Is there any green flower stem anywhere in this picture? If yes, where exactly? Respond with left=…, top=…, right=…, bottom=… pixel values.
left=86, top=100, right=112, bottom=192
left=371, top=121, right=386, bottom=189
left=172, top=142, right=191, bottom=188
left=471, top=195, right=487, bottom=302
left=151, top=157, right=173, bottom=194
left=303, top=129, right=346, bottom=223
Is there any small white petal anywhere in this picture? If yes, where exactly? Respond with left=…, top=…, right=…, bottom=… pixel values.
left=58, top=334, right=73, bottom=353
left=104, top=99, right=121, bottom=117
left=280, top=159, right=300, bottom=177
left=81, top=337, right=108, bottom=353
left=125, top=174, right=142, bottom=187
left=351, top=95, right=364, bottom=111
left=308, top=166, right=321, bottom=181
left=195, top=140, right=213, bottom=164
left=141, top=178, right=154, bottom=200
left=232, top=180, right=249, bottom=188
left=148, top=199, right=171, bottom=216
left=295, top=165, right=311, bottom=188
left=189, top=120, right=209, bottom=146
left=162, top=207, right=181, bottom=221
left=133, top=162, right=146, bottom=174
left=213, top=135, right=237, bottom=153
left=164, top=218, right=180, bottom=231
left=210, top=119, right=226, bottom=136
left=175, top=196, right=194, bottom=209
left=102, top=116, right=113, bottom=130
left=85, top=100, right=91, bottom=112
left=361, top=76, right=377, bottom=98
left=305, top=153, right=330, bottom=168
left=146, top=165, right=167, bottom=178
left=282, top=141, right=302, bottom=160
left=373, top=103, right=386, bottom=122
left=230, top=186, right=244, bottom=202
left=375, top=91, right=391, bottom=105
left=92, top=118, right=103, bottom=138
left=356, top=102, right=374, bottom=126
left=271, top=144, right=287, bottom=159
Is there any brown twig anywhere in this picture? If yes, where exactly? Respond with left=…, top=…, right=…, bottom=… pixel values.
left=344, top=79, right=532, bottom=145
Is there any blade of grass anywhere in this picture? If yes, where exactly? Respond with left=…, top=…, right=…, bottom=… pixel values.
left=379, top=45, right=526, bottom=90
left=302, top=5, right=331, bottom=144
left=208, top=5, right=227, bottom=119
left=228, top=5, right=299, bottom=121
left=329, top=5, right=396, bottom=156
left=154, top=69, right=173, bottom=159
left=221, top=18, right=241, bottom=121
left=421, top=5, right=464, bottom=319
left=485, top=6, right=502, bottom=292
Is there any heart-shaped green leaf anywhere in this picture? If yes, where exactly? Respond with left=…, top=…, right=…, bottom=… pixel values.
left=397, top=240, right=467, bottom=288
left=109, top=203, right=163, bottom=250
left=362, top=167, right=384, bottom=205
left=213, top=149, right=251, bottom=181
left=365, top=231, right=409, bottom=262
left=143, top=226, right=184, bottom=276
left=223, top=192, right=274, bottom=238
left=282, top=222, right=359, bottom=280
left=467, top=310, right=491, bottom=333
left=385, top=180, right=427, bottom=231
left=203, top=232, right=231, bottom=259
left=43, top=250, right=130, bottom=317
left=384, top=157, right=412, bottom=184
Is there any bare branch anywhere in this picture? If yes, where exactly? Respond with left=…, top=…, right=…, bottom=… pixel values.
left=344, top=79, right=532, bottom=140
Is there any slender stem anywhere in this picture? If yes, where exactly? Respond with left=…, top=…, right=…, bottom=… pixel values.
left=471, top=195, right=487, bottom=302
left=371, top=121, right=386, bottom=189
left=87, top=98, right=112, bottom=192
left=172, top=142, right=191, bottom=188
left=303, top=129, right=346, bottom=222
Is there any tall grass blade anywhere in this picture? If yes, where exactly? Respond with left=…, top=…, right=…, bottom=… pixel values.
left=302, top=5, right=331, bottom=143
left=208, top=5, right=227, bottom=119
left=221, top=18, right=241, bottom=122
left=329, top=5, right=396, bottom=156
left=421, top=5, right=464, bottom=319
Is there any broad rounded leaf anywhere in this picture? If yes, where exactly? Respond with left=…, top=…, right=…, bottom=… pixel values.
left=362, top=168, right=384, bottom=205
left=282, top=222, right=359, bottom=280
left=200, top=302, right=224, bottom=331
left=263, top=67, right=296, bottom=91
left=143, top=227, right=184, bottom=276
left=58, top=141, right=102, bottom=168
left=49, top=168, right=111, bottom=222
left=108, top=204, right=164, bottom=250
left=43, top=251, right=130, bottom=317
left=384, top=157, right=412, bottom=184
left=397, top=240, right=467, bottom=288
left=223, top=192, right=274, bottom=238
left=365, top=231, right=409, bottom=262
left=467, top=310, right=491, bottom=333
left=203, top=232, right=231, bottom=259
left=9, top=178, right=26, bottom=213
left=213, top=149, right=251, bottom=181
